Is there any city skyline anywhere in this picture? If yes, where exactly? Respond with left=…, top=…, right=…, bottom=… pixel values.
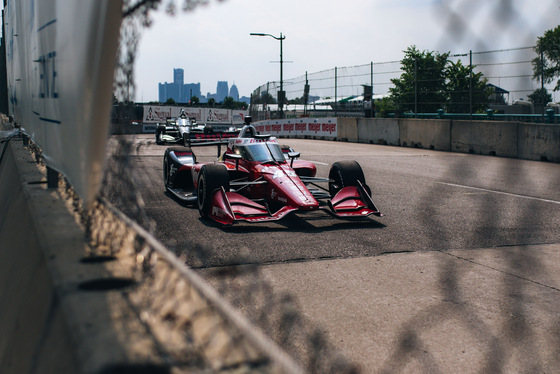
left=134, top=0, right=559, bottom=103
left=157, top=68, right=249, bottom=104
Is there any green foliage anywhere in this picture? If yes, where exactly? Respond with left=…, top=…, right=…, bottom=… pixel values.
left=252, top=92, right=277, bottom=105
left=374, top=97, right=397, bottom=118
left=390, top=45, right=494, bottom=114
left=533, top=26, right=560, bottom=91
left=528, top=88, right=553, bottom=106
left=189, top=96, right=200, bottom=105
left=446, top=59, right=490, bottom=113
left=390, top=46, right=449, bottom=113
left=165, top=97, right=176, bottom=105
left=222, top=96, right=247, bottom=109
left=288, top=96, right=306, bottom=105
left=223, top=96, right=236, bottom=109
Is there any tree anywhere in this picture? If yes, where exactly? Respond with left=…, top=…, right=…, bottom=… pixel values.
left=189, top=96, right=200, bottom=105
left=252, top=92, right=277, bottom=105
left=533, top=26, right=560, bottom=91
left=390, top=46, right=449, bottom=113
left=528, top=87, right=553, bottom=106
left=207, top=98, right=216, bottom=107
left=223, top=96, right=235, bottom=109
left=445, top=59, right=491, bottom=113
left=288, top=96, right=306, bottom=105
left=374, top=97, right=398, bottom=118
left=164, top=97, right=176, bottom=105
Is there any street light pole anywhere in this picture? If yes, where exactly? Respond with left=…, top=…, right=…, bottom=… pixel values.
left=250, top=32, right=286, bottom=119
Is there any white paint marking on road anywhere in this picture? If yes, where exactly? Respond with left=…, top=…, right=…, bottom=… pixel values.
left=309, top=160, right=329, bottom=166
left=437, top=182, right=560, bottom=205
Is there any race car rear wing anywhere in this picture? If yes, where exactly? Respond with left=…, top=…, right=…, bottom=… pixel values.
left=186, top=130, right=239, bottom=146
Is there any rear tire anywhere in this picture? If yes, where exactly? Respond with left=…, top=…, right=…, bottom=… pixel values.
left=197, top=164, right=230, bottom=217
left=328, top=160, right=369, bottom=197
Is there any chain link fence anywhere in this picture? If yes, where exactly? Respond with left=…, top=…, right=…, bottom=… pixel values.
left=251, top=46, right=558, bottom=120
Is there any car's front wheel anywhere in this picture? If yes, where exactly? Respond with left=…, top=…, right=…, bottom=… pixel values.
left=163, top=152, right=171, bottom=191
left=156, top=128, right=164, bottom=145
left=328, top=160, right=370, bottom=197
left=197, top=164, right=230, bottom=218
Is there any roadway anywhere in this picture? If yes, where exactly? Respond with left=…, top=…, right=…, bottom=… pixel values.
left=106, top=134, right=560, bottom=372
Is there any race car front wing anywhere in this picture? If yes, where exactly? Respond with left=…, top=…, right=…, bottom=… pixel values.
left=206, top=181, right=381, bottom=225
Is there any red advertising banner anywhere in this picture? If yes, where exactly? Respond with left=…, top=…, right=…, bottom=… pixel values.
left=253, top=118, right=338, bottom=138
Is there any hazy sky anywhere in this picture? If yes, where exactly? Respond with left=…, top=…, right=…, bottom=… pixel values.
left=133, top=0, right=559, bottom=102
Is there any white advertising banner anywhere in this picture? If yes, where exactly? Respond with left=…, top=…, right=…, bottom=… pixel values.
left=253, top=118, right=338, bottom=138
left=143, top=105, right=249, bottom=125
left=4, top=0, right=123, bottom=206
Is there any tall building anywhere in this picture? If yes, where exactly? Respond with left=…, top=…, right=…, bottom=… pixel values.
left=229, top=84, right=239, bottom=101
left=159, top=82, right=180, bottom=103
left=173, top=68, right=184, bottom=86
left=158, top=68, right=200, bottom=103
left=183, top=83, right=201, bottom=102
left=157, top=69, right=241, bottom=104
left=216, top=81, right=229, bottom=103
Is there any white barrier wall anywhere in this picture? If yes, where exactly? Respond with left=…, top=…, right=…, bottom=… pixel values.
left=143, top=105, right=249, bottom=125
left=4, top=0, right=123, bottom=206
left=269, top=117, right=560, bottom=163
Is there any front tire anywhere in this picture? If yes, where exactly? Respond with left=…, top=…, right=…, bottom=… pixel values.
left=156, top=128, right=164, bottom=145
left=197, top=164, right=230, bottom=218
left=163, top=152, right=171, bottom=191
left=328, top=160, right=369, bottom=197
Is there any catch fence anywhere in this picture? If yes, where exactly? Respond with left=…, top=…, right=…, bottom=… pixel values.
left=250, top=46, right=557, bottom=120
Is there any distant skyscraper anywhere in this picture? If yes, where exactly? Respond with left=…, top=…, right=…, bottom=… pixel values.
left=157, top=70, right=240, bottom=104
left=229, top=84, right=239, bottom=101
left=159, top=82, right=180, bottom=103
left=183, top=83, right=201, bottom=102
left=159, top=68, right=203, bottom=103
left=173, top=68, right=184, bottom=86
left=216, top=81, right=229, bottom=103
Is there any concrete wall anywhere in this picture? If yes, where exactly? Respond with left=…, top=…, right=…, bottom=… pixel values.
left=114, top=116, right=560, bottom=163
left=517, top=123, right=560, bottom=162
left=357, top=118, right=400, bottom=146
left=331, top=118, right=560, bottom=163
left=399, top=119, right=451, bottom=151
left=336, top=117, right=359, bottom=142
left=0, top=138, right=80, bottom=373
left=450, top=120, right=519, bottom=157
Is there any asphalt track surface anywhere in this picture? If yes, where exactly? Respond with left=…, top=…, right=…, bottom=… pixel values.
left=106, top=134, right=560, bottom=371
left=109, top=134, right=560, bottom=269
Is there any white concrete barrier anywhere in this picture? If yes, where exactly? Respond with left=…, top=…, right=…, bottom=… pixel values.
left=399, top=118, right=451, bottom=151
left=517, top=123, right=560, bottom=162
left=329, top=117, right=560, bottom=163
left=357, top=118, right=400, bottom=145
left=451, top=120, right=518, bottom=157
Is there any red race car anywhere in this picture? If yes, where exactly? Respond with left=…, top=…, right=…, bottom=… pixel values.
left=162, top=122, right=382, bottom=225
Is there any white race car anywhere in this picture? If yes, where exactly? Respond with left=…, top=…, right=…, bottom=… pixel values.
left=156, top=111, right=239, bottom=146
